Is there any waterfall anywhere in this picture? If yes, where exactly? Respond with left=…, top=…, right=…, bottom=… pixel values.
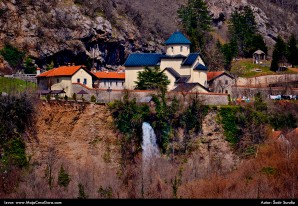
left=142, top=122, right=160, bottom=163
left=141, top=122, right=160, bottom=197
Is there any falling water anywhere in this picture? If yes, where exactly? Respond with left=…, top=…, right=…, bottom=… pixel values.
left=141, top=122, right=161, bottom=197
left=142, top=122, right=160, bottom=164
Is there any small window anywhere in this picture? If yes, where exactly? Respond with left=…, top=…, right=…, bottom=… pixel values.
left=83, top=78, right=87, bottom=85
left=122, top=82, right=124, bottom=86
left=57, top=78, right=59, bottom=83
left=104, top=81, right=106, bottom=86
left=77, top=78, right=80, bottom=83
left=225, top=80, right=228, bottom=85
left=225, top=90, right=228, bottom=94
left=180, top=46, right=183, bottom=52
left=171, top=46, right=174, bottom=53
left=116, top=82, right=118, bottom=86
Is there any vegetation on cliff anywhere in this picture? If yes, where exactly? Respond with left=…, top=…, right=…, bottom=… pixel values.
left=0, top=93, right=34, bottom=194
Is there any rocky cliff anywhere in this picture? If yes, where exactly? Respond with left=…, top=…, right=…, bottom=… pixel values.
left=7, top=101, right=239, bottom=198
left=0, top=0, right=297, bottom=72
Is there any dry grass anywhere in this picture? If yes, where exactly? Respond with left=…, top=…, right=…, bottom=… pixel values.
left=178, top=135, right=298, bottom=198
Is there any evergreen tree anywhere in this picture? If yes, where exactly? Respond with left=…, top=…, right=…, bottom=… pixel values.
left=229, top=6, right=267, bottom=58
left=134, top=66, right=170, bottom=93
left=58, top=165, right=71, bottom=187
left=23, top=57, right=37, bottom=74
left=177, top=0, right=212, bottom=52
left=77, top=183, right=88, bottom=199
left=287, top=34, right=298, bottom=67
left=221, top=39, right=238, bottom=70
left=270, top=36, right=287, bottom=72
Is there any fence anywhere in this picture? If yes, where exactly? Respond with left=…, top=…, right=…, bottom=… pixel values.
left=4, top=74, right=37, bottom=83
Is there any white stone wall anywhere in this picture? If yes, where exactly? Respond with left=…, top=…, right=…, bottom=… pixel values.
left=236, top=74, right=298, bottom=87
left=71, top=69, right=93, bottom=88
left=209, top=75, right=235, bottom=94
left=166, top=45, right=190, bottom=56
left=51, top=76, right=73, bottom=97
left=160, top=59, right=186, bottom=75
left=124, top=67, right=145, bottom=89
left=98, top=79, right=125, bottom=90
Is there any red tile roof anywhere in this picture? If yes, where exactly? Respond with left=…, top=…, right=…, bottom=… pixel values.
left=94, top=71, right=125, bottom=79
left=286, top=128, right=298, bottom=138
left=271, top=131, right=282, bottom=140
left=37, top=66, right=83, bottom=77
left=207, top=71, right=224, bottom=81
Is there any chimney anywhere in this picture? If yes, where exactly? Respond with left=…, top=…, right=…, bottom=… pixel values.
left=72, top=63, right=75, bottom=66
left=68, top=63, right=71, bottom=66
left=36, top=68, right=41, bottom=76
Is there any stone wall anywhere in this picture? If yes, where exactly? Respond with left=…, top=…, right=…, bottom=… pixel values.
left=237, top=74, right=298, bottom=87
left=72, top=83, right=229, bottom=105
left=231, top=85, right=298, bottom=99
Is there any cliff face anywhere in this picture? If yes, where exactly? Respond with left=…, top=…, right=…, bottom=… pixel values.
left=9, top=102, right=239, bottom=198
left=0, top=0, right=297, bottom=72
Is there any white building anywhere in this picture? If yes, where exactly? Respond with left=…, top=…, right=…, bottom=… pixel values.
left=124, top=31, right=209, bottom=92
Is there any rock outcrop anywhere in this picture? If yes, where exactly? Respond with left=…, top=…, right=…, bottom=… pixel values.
left=0, top=0, right=297, bottom=71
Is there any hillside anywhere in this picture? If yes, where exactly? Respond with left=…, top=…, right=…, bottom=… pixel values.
left=0, top=99, right=296, bottom=199
left=0, top=0, right=297, bottom=74
left=5, top=102, right=240, bottom=198
left=0, top=77, right=36, bottom=93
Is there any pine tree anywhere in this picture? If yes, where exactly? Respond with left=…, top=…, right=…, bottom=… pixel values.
left=58, top=165, right=71, bottom=187
left=270, top=36, right=287, bottom=72
left=134, top=66, right=170, bottom=93
left=78, top=183, right=88, bottom=199
left=229, top=6, right=267, bottom=58
left=177, top=0, right=212, bottom=52
left=287, top=34, right=298, bottom=67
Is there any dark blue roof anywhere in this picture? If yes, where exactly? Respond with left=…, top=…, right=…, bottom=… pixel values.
left=175, top=76, right=190, bottom=83
left=161, top=54, right=186, bottom=59
left=182, top=53, right=199, bottom=66
left=171, top=83, right=210, bottom=92
left=194, top=63, right=208, bottom=71
left=124, top=53, right=163, bottom=67
left=164, top=67, right=180, bottom=78
left=164, top=31, right=191, bottom=45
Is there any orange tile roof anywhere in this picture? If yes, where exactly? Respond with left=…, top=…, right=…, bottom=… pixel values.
left=286, top=128, right=298, bottom=138
left=207, top=71, right=224, bottom=81
left=271, top=131, right=282, bottom=140
left=95, top=71, right=125, bottom=79
left=37, top=66, right=83, bottom=77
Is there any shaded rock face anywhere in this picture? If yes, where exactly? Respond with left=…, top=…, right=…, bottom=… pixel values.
left=0, top=56, right=12, bottom=75
left=0, top=0, right=164, bottom=70
left=0, top=0, right=296, bottom=70
left=207, top=0, right=298, bottom=48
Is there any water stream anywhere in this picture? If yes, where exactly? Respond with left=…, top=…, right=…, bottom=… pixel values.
left=142, top=122, right=160, bottom=164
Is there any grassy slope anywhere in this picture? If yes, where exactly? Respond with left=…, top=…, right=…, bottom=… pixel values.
left=0, top=77, right=36, bottom=94
left=231, top=58, right=298, bottom=78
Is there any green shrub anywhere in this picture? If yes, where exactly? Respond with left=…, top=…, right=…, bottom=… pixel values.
left=219, top=106, right=240, bottom=146
left=98, top=186, right=113, bottom=198
left=58, top=165, right=71, bottom=187
left=0, top=44, right=25, bottom=68
left=54, top=94, right=59, bottom=100
left=261, top=167, right=277, bottom=176
left=90, top=95, right=96, bottom=102
left=78, top=183, right=88, bottom=199
left=2, top=137, right=28, bottom=167
left=72, top=93, right=77, bottom=101
left=23, top=57, right=37, bottom=74
left=64, top=95, right=68, bottom=101
left=46, top=94, right=51, bottom=101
